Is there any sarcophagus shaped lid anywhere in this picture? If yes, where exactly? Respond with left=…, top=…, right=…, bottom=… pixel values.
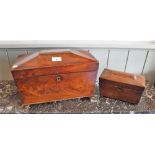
left=11, top=49, right=99, bottom=79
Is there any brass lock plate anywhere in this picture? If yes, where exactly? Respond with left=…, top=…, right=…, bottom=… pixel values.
left=56, top=75, right=62, bottom=82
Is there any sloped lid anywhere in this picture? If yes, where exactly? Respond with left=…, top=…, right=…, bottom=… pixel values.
left=100, top=69, right=145, bottom=88
left=12, top=49, right=98, bottom=71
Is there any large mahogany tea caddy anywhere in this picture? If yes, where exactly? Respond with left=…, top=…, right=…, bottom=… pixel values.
left=11, top=50, right=99, bottom=105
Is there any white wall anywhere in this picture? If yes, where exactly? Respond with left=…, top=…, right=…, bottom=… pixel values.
left=0, top=48, right=155, bottom=83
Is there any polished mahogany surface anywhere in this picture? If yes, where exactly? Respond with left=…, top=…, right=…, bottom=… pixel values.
left=99, top=69, right=145, bottom=104
left=12, top=50, right=99, bottom=105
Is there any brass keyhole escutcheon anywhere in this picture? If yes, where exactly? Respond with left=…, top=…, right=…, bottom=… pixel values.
left=56, top=75, right=62, bottom=82
left=117, top=86, right=123, bottom=92
left=115, top=85, right=123, bottom=92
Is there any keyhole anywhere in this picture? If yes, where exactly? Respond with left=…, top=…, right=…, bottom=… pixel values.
left=56, top=75, right=62, bottom=82
left=115, top=86, right=123, bottom=92
left=117, top=87, right=123, bottom=92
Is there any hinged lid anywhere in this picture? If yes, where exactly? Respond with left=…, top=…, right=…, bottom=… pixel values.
left=11, top=49, right=99, bottom=79
left=100, top=69, right=145, bottom=90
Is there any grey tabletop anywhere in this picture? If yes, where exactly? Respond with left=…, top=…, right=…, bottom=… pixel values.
left=0, top=80, right=155, bottom=114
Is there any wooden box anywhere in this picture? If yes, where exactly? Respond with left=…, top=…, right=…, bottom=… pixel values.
left=11, top=49, right=99, bottom=105
left=99, top=69, right=145, bottom=104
